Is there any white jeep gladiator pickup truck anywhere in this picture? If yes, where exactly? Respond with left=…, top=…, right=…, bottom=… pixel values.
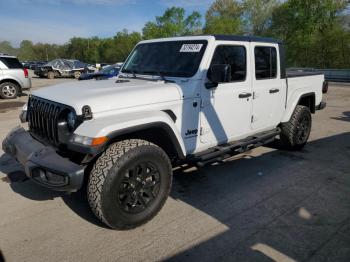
left=2, top=35, right=326, bottom=229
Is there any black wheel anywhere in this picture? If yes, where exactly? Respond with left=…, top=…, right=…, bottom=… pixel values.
left=87, top=139, right=172, bottom=230
left=0, top=82, right=19, bottom=99
left=47, top=71, right=55, bottom=79
left=280, top=105, right=312, bottom=150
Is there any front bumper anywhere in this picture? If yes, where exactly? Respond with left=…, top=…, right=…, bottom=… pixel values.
left=2, top=127, right=85, bottom=192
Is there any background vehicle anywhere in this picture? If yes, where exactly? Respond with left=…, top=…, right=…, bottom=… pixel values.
left=3, top=35, right=326, bottom=229
left=0, top=54, right=31, bottom=99
left=78, top=64, right=121, bottom=80
left=34, top=59, right=93, bottom=79
left=23, top=61, right=47, bottom=70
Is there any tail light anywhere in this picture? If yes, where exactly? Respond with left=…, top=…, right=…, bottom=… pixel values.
left=23, top=68, right=28, bottom=78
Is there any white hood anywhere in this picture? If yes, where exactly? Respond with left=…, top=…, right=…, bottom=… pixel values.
left=32, top=78, right=182, bottom=114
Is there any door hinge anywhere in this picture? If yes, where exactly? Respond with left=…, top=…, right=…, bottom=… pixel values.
left=200, top=127, right=210, bottom=136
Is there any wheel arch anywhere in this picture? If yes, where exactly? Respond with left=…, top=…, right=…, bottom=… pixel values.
left=282, top=92, right=316, bottom=123
left=297, top=92, right=316, bottom=114
left=105, top=122, right=185, bottom=162
left=0, top=78, right=21, bottom=89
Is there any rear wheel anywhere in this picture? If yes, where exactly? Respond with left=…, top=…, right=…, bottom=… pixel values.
left=74, top=71, right=82, bottom=79
left=280, top=105, right=312, bottom=150
left=47, top=71, right=55, bottom=79
left=0, top=82, right=19, bottom=99
left=87, top=139, right=172, bottom=230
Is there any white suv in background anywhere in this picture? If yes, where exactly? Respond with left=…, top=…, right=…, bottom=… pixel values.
left=0, top=54, right=31, bottom=99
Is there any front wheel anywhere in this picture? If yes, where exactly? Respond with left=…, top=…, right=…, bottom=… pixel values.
left=0, top=82, right=19, bottom=99
left=87, top=139, right=172, bottom=230
left=279, top=105, right=312, bottom=150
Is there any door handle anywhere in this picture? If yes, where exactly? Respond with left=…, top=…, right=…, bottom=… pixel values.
left=269, top=88, right=280, bottom=94
left=239, top=93, right=252, bottom=99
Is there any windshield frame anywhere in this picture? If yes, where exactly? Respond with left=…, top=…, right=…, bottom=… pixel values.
left=121, top=40, right=208, bottom=78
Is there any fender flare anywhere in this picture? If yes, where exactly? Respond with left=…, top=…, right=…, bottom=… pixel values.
left=73, top=111, right=186, bottom=159
left=107, top=122, right=185, bottom=159
left=282, top=92, right=315, bottom=123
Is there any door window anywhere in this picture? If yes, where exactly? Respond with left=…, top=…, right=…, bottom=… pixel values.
left=254, top=47, right=277, bottom=79
left=210, top=45, right=247, bottom=82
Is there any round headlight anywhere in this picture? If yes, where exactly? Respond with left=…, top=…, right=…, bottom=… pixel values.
left=67, top=111, right=76, bottom=130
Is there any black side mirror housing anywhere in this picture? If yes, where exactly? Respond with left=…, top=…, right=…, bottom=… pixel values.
left=206, top=64, right=232, bottom=89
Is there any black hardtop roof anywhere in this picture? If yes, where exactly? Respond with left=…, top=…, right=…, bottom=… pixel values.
left=209, top=35, right=282, bottom=44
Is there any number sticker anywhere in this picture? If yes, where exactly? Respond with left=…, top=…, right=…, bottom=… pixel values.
left=180, top=44, right=203, bottom=53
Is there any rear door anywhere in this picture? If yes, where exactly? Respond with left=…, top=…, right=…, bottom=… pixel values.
left=200, top=42, right=253, bottom=146
left=251, top=44, right=286, bottom=131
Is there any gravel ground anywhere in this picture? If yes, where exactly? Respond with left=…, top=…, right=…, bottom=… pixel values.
left=0, top=77, right=349, bottom=262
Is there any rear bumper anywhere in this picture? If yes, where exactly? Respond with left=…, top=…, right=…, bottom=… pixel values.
left=2, top=127, right=85, bottom=192
left=317, top=101, right=327, bottom=111
left=21, top=77, right=31, bottom=90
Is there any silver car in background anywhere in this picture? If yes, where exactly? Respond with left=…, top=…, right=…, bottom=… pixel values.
left=0, top=54, right=31, bottom=99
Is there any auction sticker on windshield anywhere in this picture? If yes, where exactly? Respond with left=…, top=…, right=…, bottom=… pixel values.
left=180, top=44, right=203, bottom=53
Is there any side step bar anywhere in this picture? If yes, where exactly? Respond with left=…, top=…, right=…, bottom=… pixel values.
left=194, top=128, right=281, bottom=167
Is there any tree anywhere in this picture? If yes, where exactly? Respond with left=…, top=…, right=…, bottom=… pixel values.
left=143, top=7, right=202, bottom=39
left=0, top=41, right=19, bottom=56
left=242, top=0, right=279, bottom=35
left=204, top=0, right=243, bottom=34
left=18, top=40, right=35, bottom=61
left=270, top=0, right=349, bottom=68
left=113, top=30, right=142, bottom=62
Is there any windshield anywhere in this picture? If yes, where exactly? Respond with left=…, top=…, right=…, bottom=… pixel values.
left=122, top=40, right=208, bottom=78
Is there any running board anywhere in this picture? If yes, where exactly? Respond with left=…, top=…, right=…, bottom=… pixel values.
left=194, top=128, right=280, bottom=167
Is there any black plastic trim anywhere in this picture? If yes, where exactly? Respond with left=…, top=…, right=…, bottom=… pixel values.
left=162, top=110, right=177, bottom=123
left=297, top=92, right=316, bottom=113
left=107, top=122, right=185, bottom=159
left=317, top=102, right=327, bottom=110
left=279, top=44, right=287, bottom=79
left=2, top=127, right=85, bottom=192
left=211, top=35, right=282, bottom=44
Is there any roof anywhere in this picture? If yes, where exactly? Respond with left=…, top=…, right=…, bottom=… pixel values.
left=211, top=35, right=282, bottom=44
left=140, top=35, right=282, bottom=45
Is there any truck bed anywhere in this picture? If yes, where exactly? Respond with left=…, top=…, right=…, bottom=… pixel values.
left=287, top=71, right=324, bottom=78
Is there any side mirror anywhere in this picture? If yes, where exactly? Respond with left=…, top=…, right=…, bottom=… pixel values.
left=206, top=64, right=231, bottom=89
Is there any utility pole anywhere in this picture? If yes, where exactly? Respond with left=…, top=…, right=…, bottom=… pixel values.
left=45, top=46, right=48, bottom=61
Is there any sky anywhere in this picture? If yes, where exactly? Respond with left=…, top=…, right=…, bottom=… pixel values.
left=0, top=0, right=213, bottom=47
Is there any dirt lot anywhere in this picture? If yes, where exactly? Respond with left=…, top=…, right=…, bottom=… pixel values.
left=0, top=76, right=349, bottom=262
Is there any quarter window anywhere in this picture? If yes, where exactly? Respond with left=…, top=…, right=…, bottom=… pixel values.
left=210, top=45, right=247, bottom=82
left=254, top=47, right=277, bottom=79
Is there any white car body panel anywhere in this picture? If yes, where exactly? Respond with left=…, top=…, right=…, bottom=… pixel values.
left=32, top=78, right=182, bottom=114
left=282, top=74, right=324, bottom=122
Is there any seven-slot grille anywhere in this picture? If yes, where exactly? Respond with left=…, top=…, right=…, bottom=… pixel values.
left=27, top=96, right=66, bottom=146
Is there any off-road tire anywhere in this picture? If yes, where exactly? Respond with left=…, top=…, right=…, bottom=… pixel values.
left=280, top=105, right=312, bottom=150
left=47, top=71, right=55, bottom=79
left=87, top=139, right=172, bottom=230
left=0, top=82, right=19, bottom=99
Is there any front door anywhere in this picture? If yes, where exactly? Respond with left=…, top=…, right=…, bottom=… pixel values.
left=199, top=42, right=253, bottom=147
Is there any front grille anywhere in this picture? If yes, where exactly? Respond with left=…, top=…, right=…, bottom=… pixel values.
left=27, top=96, right=66, bottom=146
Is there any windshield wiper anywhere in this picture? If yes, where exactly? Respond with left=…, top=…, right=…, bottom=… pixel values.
left=142, top=71, right=175, bottom=83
